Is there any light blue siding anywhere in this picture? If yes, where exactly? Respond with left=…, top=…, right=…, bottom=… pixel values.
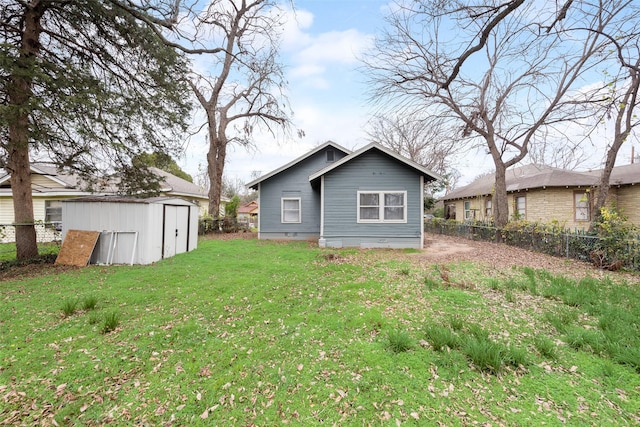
left=320, top=150, right=423, bottom=248
left=259, top=147, right=347, bottom=240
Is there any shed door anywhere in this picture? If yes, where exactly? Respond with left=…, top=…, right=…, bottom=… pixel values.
left=163, top=205, right=189, bottom=258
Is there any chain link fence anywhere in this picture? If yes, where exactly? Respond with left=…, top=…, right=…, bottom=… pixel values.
left=0, top=222, right=62, bottom=260
left=425, top=219, right=640, bottom=271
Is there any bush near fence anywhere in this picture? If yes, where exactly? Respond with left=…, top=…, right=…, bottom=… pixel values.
left=425, top=218, right=640, bottom=271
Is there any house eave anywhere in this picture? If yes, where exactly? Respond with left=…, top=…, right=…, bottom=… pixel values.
left=309, top=142, right=442, bottom=183
left=246, top=141, right=352, bottom=190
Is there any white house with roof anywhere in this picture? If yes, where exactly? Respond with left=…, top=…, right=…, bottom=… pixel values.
left=0, top=164, right=218, bottom=242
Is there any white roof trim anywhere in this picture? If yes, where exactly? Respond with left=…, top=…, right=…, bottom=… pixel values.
left=246, top=141, right=351, bottom=189
left=29, top=165, right=71, bottom=187
left=309, top=142, right=442, bottom=182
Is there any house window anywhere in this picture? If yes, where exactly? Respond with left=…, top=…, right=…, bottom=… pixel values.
left=574, top=191, right=590, bottom=221
left=326, top=149, right=335, bottom=162
left=485, top=199, right=492, bottom=217
left=45, top=200, right=62, bottom=223
left=357, top=191, right=407, bottom=223
left=514, top=195, right=526, bottom=219
left=281, top=198, right=301, bottom=223
left=45, top=200, right=62, bottom=229
left=464, top=201, right=472, bottom=220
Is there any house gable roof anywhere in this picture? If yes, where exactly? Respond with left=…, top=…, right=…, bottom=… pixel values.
left=246, top=141, right=351, bottom=190
left=149, top=167, right=212, bottom=201
left=308, top=142, right=442, bottom=184
left=0, top=163, right=79, bottom=190
left=238, top=200, right=258, bottom=214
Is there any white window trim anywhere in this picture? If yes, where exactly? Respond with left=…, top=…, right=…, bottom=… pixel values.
left=281, top=197, right=301, bottom=223
left=574, top=191, right=590, bottom=222
left=357, top=191, right=407, bottom=224
left=464, top=201, right=472, bottom=220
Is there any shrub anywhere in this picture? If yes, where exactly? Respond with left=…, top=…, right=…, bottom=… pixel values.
left=386, top=329, right=413, bottom=353
left=81, top=295, right=98, bottom=311
left=504, top=344, right=529, bottom=368
left=463, top=337, right=504, bottom=374
left=467, top=323, right=490, bottom=340
left=534, top=335, right=557, bottom=359
left=61, top=299, right=77, bottom=317
left=424, top=324, right=459, bottom=351
left=590, top=207, right=638, bottom=270
left=101, top=311, right=120, bottom=334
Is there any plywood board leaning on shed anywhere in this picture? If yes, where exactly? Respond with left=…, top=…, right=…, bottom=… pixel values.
left=55, top=230, right=101, bottom=266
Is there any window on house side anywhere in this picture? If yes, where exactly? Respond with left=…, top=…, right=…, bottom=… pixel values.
left=485, top=199, right=492, bottom=217
left=515, top=196, right=526, bottom=219
left=357, top=191, right=407, bottom=223
left=464, top=201, right=472, bottom=220
left=326, top=149, right=335, bottom=162
left=281, top=198, right=301, bottom=223
left=574, top=191, right=590, bottom=221
left=45, top=200, right=62, bottom=229
left=45, top=200, right=62, bottom=223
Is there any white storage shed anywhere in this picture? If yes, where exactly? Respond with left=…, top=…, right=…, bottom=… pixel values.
left=62, top=196, right=198, bottom=265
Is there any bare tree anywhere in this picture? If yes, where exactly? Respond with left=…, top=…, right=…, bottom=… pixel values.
left=363, top=1, right=623, bottom=229
left=525, top=128, right=593, bottom=170
left=587, top=23, right=640, bottom=219
left=414, top=0, right=640, bottom=222
left=366, top=113, right=457, bottom=175
left=142, top=0, right=294, bottom=218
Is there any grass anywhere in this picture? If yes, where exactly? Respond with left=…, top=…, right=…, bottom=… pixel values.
left=1, top=238, right=639, bottom=425
left=60, top=298, right=78, bottom=317
left=0, top=241, right=60, bottom=263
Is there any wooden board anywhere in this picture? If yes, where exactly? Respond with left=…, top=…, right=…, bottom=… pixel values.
left=55, top=230, right=101, bottom=267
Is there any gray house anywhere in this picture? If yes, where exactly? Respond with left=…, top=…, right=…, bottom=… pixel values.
left=247, top=141, right=440, bottom=249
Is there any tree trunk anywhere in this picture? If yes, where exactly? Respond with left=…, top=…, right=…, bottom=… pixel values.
left=8, top=146, right=37, bottom=259
left=591, top=68, right=638, bottom=222
left=492, top=161, right=509, bottom=245
left=6, top=4, right=45, bottom=260
left=207, top=134, right=227, bottom=218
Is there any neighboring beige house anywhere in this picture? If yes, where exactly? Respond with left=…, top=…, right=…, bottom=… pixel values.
left=0, top=164, right=218, bottom=242
left=441, top=163, right=640, bottom=230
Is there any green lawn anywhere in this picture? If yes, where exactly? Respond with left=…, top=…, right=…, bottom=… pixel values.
left=1, top=238, right=639, bottom=425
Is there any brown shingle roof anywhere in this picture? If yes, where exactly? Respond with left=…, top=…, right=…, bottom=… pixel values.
left=441, top=163, right=639, bottom=201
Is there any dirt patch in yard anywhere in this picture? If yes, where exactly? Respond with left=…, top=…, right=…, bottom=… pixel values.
left=419, top=233, right=614, bottom=281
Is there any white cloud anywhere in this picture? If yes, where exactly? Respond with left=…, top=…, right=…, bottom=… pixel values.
left=280, top=9, right=314, bottom=51
left=178, top=5, right=378, bottom=187
left=295, top=29, right=373, bottom=65
left=288, top=63, right=325, bottom=79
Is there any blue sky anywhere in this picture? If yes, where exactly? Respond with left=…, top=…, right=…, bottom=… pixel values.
left=179, top=0, right=422, bottom=188
left=178, top=0, right=638, bottom=191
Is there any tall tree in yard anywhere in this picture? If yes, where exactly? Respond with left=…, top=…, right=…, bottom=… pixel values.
left=411, top=0, right=640, bottom=223
left=157, top=0, right=293, bottom=218
left=586, top=8, right=640, bottom=219
left=0, top=1, right=191, bottom=259
left=363, top=1, right=633, bottom=229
